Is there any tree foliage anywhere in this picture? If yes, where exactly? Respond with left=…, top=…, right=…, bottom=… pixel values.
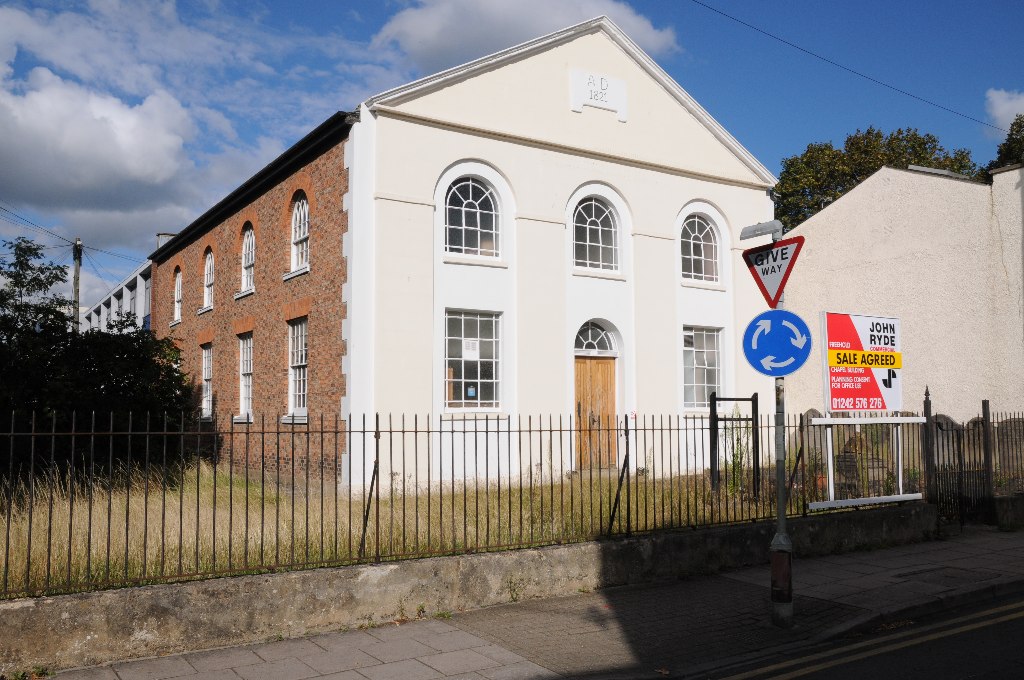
left=775, top=127, right=980, bottom=231
left=0, top=237, right=194, bottom=416
left=988, top=113, right=1024, bottom=171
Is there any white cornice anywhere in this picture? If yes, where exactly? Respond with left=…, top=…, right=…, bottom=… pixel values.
left=371, top=105, right=773, bottom=191
left=364, top=16, right=777, bottom=187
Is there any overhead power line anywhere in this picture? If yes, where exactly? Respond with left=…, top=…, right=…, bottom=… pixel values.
left=0, top=200, right=145, bottom=263
left=84, top=245, right=145, bottom=263
left=687, top=0, right=1007, bottom=133
left=83, top=249, right=122, bottom=289
left=0, top=204, right=73, bottom=245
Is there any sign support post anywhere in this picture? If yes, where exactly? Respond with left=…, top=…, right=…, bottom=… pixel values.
left=739, top=219, right=793, bottom=629
left=769, top=298, right=793, bottom=629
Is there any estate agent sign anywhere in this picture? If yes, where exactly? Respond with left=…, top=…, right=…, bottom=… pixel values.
left=823, top=312, right=902, bottom=412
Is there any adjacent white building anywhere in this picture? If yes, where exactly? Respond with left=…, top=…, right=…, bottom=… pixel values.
left=784, top=164, right=1024, bottom=420
left=81, top=261, right=152, bottom=332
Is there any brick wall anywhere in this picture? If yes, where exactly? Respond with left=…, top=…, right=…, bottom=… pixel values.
left=151, top=140, right=348, bottom=448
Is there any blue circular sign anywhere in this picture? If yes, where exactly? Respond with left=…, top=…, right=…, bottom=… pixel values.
left=742, top=310, right=812, bottom=377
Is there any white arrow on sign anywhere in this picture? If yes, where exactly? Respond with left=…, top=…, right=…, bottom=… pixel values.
left=760, top=355, right=795, bottom=371
left=782, top=320, right=808, bottom=349
left=742, top=235, right=805, bottom=309
left=752, top=319, right=770, bottom=349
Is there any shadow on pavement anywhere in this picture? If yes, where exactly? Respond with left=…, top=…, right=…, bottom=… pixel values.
left=455, top=537, right=865, bottom=678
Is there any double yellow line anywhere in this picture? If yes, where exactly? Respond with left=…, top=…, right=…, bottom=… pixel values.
left=720, top=598, right=1024, bottom=679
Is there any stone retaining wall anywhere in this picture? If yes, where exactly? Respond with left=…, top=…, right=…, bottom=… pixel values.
left=0, top=503, right=937, bottom=674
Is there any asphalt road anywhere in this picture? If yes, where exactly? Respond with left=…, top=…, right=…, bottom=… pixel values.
left=712, top=597, right=1024, bottom=680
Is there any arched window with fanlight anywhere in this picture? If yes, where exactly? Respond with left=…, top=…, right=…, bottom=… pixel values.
left=574, top=321, right=616, bottom=356
left=202, top=249, right=215, bottom=308
left=172, top=267, right=182, bottom=322
left=240, top=223, right=255, bottom=292
left=680, top=214, right=719, bottom=282
left=445, top=177, right=499, bottom=257
left=573, top=197, right=618, bottom=270
left=290, top=192, right=309, bottom=272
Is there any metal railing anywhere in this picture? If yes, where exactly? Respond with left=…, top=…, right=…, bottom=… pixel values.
left=930, top=402, right=1024, bottom=524
left=0, top=407, right=963, bottom=599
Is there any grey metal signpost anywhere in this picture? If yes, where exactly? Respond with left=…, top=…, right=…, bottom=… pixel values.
left=739, top=219, right=793, bottom=628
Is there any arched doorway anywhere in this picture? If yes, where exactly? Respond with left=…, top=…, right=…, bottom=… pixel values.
left=574, top=321, right=617, bottom=468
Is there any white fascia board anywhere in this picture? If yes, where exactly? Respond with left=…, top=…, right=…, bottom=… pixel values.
left=364, top=16, right=776, bottom=187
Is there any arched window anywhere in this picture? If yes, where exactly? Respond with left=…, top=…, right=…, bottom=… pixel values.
left=680, top=214, right=719, bottom=282
left=173, top=268, right=182, bottom=322
left=240, top=224, right=255, bottom=291
left=203, top=249, right=215, bottom=308
left=574, top=321, right=615, bottom=356
left=573, top=197, right=617, bottom=270
left=291, top=192, right=309, bottom=271
left=445, top=177, right=499, bottom=257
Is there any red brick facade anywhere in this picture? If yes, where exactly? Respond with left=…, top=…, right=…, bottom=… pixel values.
left=151, top=135, right=348, bottom=427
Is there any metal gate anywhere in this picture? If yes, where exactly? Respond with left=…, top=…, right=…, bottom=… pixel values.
left=709, top=392, right=761, bottom=496
left=926, top=393, right=996, bottom=526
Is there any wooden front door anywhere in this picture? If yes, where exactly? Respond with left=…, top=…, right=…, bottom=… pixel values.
left=574, top=356, right=616, bottom=468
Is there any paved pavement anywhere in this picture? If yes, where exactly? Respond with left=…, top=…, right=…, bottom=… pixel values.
left=57, top=525, right=1024, bottom=680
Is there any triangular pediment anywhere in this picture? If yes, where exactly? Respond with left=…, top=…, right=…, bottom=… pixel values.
left=366, top=17, right=776, bottom=187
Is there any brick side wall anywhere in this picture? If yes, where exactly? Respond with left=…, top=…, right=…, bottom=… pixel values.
left=151, top=142, right=348, bottom=444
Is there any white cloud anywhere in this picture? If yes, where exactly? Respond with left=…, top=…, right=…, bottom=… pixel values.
left=371, top=0, right=679, bottom=76
left=986, top=88, right=1024, bottom=131
left=0, top=0, right=675, bottom=282
left=0, top=67, right=196, bottom=211
left=52, top=203, right=197, bottom=255
left=0, top=1, right=384, bottom=261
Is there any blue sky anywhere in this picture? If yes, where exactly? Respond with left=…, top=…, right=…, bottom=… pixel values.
left=1, top=0, right=1022, bottom=305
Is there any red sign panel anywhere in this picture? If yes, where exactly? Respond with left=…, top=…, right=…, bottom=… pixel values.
left=742, top=236, right=804, bottom=309
left=823, top=312, right=903, bottom=412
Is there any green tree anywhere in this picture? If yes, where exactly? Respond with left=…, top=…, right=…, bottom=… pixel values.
left=988, top=113, right=1024, bottom=171
left=0, top=237, right=73, bottom=414
left=775, top=127, right=980, bottom=231
left=0, top=236, right=71, bottom=333
left=0, top=237, right=193, bottom=416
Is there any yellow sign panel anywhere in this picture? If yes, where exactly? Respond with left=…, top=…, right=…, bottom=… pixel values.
left=827, top=350, right=902, bottom=369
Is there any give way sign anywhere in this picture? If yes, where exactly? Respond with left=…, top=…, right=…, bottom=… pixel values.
left=742, top=235, right=805, bottom=309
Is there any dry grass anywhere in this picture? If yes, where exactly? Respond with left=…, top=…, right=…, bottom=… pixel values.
left=1, top=461, right=781, bottom=598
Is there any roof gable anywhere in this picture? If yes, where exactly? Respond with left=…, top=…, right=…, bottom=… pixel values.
left=366, top=17, right=775, bottom=188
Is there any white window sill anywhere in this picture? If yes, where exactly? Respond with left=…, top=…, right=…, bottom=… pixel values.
left=233, top=288, right=255, bottom=301
left=442, top=255, right=508, bottom=269
left=282, top=266, right=310, bottom=282
left=683, top=407, right=712, bottom=415
left=280, top=414, right=308, bottom=425
left=441, top=408, right=506, bottom=420
left=572, top=268, right=626, bottom=282
left=681, top=279, right=725, bottom=292
left=233, top=415, right=253, bottom=424
left=197, top=305, right=213, bottom=316
left=169, top=319, right=181, bottom=328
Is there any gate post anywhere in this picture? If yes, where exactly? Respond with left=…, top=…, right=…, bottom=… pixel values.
left=709, top=392, right=720, bottom=490
left=751, top=392, right=760, bottom=498
left=923, top=388, right=937, bottom=504
left=982, top=399, right=995, bottom=522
